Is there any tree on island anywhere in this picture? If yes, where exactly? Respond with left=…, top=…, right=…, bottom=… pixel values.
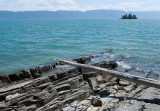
left=121, top=13, right=137, bottom=19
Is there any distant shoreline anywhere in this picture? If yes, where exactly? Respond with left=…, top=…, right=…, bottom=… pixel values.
left=0, top=10, right=160, bottom=19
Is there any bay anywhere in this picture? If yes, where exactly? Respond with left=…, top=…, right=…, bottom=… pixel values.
left=0, top=19, right=160, bottom=76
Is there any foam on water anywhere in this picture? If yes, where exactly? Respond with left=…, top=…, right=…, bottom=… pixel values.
left=116, top=61, right=132, bottom=69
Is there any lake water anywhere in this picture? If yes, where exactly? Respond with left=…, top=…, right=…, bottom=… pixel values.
left=0, top=19, right=160, bottom=77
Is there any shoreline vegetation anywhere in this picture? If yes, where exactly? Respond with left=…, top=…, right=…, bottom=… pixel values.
left=0, top=54, right=160, bottom=110
left=121, top=13, right=137, bottom=19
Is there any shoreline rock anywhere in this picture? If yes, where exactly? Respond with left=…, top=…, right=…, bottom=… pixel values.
left=0, top=56, right=159, bottom=111
left=0, top=63, right=58, bottom=86
left=0, top=59, right=119, bottom=110
left=0, top=55, right=117, bottom=86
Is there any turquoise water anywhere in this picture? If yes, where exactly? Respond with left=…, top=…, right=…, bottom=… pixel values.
left=0, top=19, right=160, bottom=76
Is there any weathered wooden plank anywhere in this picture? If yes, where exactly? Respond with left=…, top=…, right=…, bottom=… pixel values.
left=60, top=60, right=160, bottom=89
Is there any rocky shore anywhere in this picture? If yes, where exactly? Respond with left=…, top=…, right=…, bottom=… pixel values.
left=0, top=56, right=160, bottom=111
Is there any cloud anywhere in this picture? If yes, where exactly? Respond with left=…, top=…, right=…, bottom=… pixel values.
left=78, top=1, right=160, bottom=11
left=0, top=0, right=160, bottom=11
left=76, top=2, right=142, bottom=11
left=0, top=0, right=78, bottom=11
left=116, top=1, right=160, bottom=11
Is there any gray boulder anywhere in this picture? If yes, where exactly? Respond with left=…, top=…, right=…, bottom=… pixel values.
left=91, top=97, right=102, bottom=107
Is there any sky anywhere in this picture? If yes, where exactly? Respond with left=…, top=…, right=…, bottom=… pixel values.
left=0, top=0, right=160, bottom=11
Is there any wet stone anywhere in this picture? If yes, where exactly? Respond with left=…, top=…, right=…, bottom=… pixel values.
left=19, top=70, right=32, bottom=79
left=40, top=64, right=53, bottom=73
left=30, top=68, right=41, bottom=78
left=94, top=61, right=118, bottom=69
left=0, top=75, right=11, bottom=84
left=74, top=56, right=91, bottom=64
left=9, top=73, right=22, bottom=82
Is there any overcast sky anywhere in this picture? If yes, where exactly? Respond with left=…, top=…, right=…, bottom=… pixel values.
left=0, top=0, right=160, bottom=11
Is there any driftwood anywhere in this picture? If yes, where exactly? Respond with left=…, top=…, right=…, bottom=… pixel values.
left=60, top=60, right=160, bottom=89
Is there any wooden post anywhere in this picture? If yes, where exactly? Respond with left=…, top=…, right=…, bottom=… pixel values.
left=60, top=60, right=160, bottom=89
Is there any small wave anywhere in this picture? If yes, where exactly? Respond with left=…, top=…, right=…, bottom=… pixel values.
left=116, top=61, right=132, bottom=69
left=90, top=53, right=116, bottom=64
left=45, top=64, right=74, bottom=76
left=106, top=48, right=113, bottom=53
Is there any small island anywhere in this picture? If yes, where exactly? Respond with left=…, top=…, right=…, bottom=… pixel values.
left=121, top=13, right=137, bottom=19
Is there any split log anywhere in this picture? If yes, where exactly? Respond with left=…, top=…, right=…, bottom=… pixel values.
left=60, top=60, right=160, bottom=89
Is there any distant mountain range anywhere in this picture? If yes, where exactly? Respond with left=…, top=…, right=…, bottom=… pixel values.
left=0, top=10, right=160, bottom=19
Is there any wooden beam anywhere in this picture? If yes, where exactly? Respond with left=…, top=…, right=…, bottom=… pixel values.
left=60, top=60, right=160, bottom=89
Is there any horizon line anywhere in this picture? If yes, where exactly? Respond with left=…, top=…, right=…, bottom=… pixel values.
left=0, top=9, right=160, bottom=12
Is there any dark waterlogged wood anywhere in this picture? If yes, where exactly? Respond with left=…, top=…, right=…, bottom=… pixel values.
left=60, top=60, right=160, bottom=89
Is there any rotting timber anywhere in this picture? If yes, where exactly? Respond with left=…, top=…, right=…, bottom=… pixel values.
left=60, top=60, right=160, bottom=89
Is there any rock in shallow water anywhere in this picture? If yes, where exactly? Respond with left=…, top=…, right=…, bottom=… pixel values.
left=30, top=67, right=41, bottom=78
left=40, top=64, right=53, bottom=73
left=95, top=61, right=118, bottom=69
left=74, top=56, right=91, bottom=64
left=19, top=70, right=32, bottom=79
left=8, top=73, right=21, bottom=82
left=0, top=75, right=11, bottom=84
